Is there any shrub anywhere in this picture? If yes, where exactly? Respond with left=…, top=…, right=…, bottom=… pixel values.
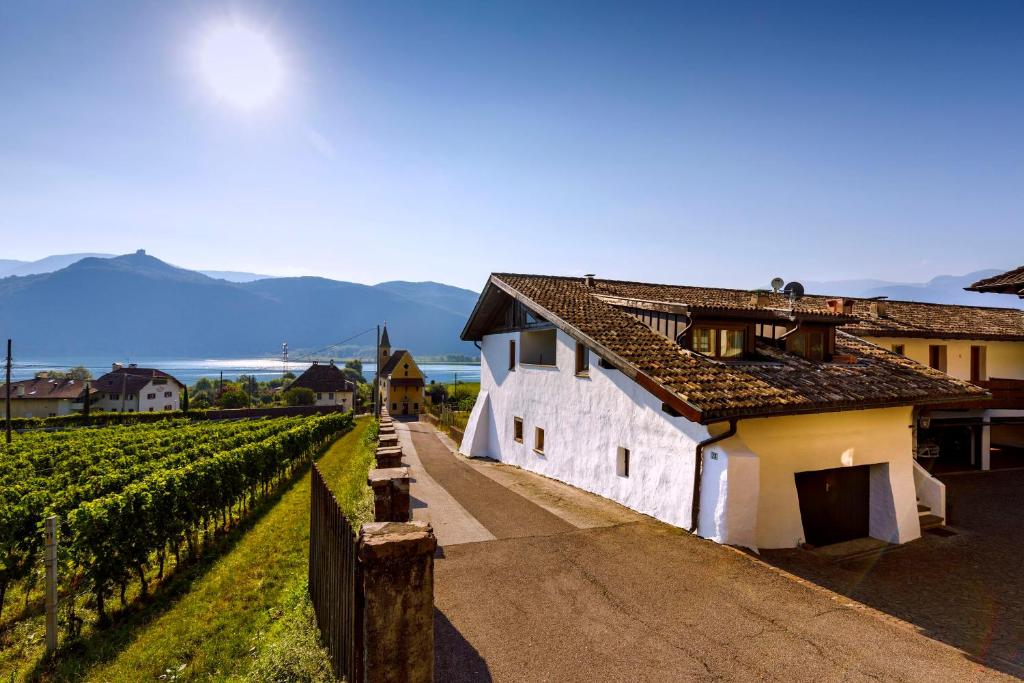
left=283, top=387, right=315, bottom=406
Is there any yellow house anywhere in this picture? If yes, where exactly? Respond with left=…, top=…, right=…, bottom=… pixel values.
left=376, top=326, right=425, bottom=416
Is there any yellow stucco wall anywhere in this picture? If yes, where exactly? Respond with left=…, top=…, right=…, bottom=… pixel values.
left=380, top=350, right=425, bottom=414
left=733, top=406, right=919, bottom=549
left=860, top=336, right=1024, bottom=381
left=2, top=398, right=73, bottom=418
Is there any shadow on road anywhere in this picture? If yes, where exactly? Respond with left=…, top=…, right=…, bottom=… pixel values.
left=435, top=607, right=492, bottom=682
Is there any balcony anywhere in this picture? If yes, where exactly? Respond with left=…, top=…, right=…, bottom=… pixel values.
left=941, top=377, right=1024, bottom=410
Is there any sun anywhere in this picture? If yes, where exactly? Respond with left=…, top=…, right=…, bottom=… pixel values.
left=196, top=21, right=284, bottom=111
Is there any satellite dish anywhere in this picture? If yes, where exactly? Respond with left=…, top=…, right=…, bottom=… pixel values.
left=770, top=277, right=785, bottom=293
left=783, top=281, right=805, bottom=301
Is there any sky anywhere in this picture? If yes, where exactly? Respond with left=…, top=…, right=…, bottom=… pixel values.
left=1, top=1, right=1021, bottom=291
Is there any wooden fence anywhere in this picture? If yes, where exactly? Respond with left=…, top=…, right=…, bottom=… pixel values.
left=309, top=463, right=362, bottom=681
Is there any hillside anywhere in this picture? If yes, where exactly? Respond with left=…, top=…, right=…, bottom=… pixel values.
left=805, top=269, right=1018, bottom=308
left=0, top=252, right=477, bottom=358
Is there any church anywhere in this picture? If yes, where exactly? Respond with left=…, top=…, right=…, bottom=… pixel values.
left=376, top=325, right=426, bottom=416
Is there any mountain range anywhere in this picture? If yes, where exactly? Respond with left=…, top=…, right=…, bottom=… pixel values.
left=804, top=270, right=1017, bottom=308
left=0, top=253, right=272, bottom=283
left=0, top=251, right=480, bottom=358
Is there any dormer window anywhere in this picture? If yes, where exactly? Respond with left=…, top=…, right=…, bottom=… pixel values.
left=787, top=330, right=825, bottom=361
left=691, top=326, right=746, bottom=359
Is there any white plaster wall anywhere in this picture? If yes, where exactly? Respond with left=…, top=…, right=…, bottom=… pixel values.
left=861, top=337, right=1024, bottom=381
left=730, top=407, right=920, bottom=549
left=314, top=391, right=352, bottom=409
left=464, top=330, right=711, bottom=528
left=698, top=439, right=760, bottom=550
left=138, top=381, right=180, bottom=412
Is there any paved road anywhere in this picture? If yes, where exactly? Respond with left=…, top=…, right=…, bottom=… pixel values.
left=396, top=422, right=1009, bottom=682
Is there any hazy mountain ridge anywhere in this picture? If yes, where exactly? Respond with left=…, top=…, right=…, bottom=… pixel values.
left=805, top=269, right=1018, bottom=308
left=0, top=252, right=479, bottom=358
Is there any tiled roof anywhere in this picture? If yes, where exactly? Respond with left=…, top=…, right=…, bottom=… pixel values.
left=965, top=266, right=1024, bottom=295
left=92, top=367, right=184, bottom=395
left=11, top=377, right=93, bottom=401
left=465, top=274, right=986, bottom=423
left=379, top=350, right=411, bottom=378
left=291, top=362, right=354, bottom=392
left=833, top=297, right=1024, bottom=340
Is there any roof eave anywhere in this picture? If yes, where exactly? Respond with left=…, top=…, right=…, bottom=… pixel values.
left=700, top=391, right=991, bottom=424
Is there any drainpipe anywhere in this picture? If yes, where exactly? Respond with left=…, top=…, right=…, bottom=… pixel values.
left=674, top=313, right=694, bottom=346
left=687, top=419, right=738, bottom=534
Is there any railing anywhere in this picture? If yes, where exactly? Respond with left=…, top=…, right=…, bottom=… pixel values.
left=309, top=463, right=362, bottom=682
left=912, top=459, right=946, bottom=523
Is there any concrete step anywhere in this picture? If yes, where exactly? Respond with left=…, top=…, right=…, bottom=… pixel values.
left=917, top=504, right=929, bottom=513
left=919, top=514, right=944, bottom=530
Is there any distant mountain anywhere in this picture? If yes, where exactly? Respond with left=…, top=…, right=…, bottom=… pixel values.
left=198, top=270, right=274, bottom=283
left=0, top=253, right=114, bottom=277
left=373, top=281, right=479, bottom=317
left=805, top=269, right=1019, bottom=308
left=0, top=251, right=478, bottom=359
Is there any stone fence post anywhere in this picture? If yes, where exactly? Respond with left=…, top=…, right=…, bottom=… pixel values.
left=367, top=467, right=411, bottom=522
left=359, top=521, right=436, bottom=683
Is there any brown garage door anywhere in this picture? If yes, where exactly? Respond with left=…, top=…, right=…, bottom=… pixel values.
left=794, top=465, right=870, bottom=547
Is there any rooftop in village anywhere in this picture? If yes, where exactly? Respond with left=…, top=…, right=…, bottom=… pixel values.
left=91, top=365, right=185, bottom=394
left=10, top=376, right=95, bottom=400
left=290, top=361, right=355, bottom=392
left=463, top=273, right=990, bottom=424
left=966, top=265, right=1024, bottom=296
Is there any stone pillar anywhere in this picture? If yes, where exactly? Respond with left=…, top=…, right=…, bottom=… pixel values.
left=378, top=433, right=399, bottom=449
left=375, top=445, right=403, bottom=468
left=981, top=416, right=992, bottom=471
left=359, top=521, right=436, bottom=683
left=367, top=467, right=411, bottom=522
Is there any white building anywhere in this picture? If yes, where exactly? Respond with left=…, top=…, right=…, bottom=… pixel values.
left=290, top=360, right=355, bottom=410
left=89, top=364, right=184, bottom=412
left=459, top=274, right=984, bottom=550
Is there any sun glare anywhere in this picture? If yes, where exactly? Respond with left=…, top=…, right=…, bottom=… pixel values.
left=197, top=21, right=284, bottom=111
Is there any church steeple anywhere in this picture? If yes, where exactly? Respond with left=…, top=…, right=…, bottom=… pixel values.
left=379, top=324, right=391, bottom=365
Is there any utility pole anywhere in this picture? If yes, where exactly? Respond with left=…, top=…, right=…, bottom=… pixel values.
left=44, top=515, right=58, bottom=653
left=120, top=370, right=127, bottom=413
left=219, top=371, right=224, bottom=397
left=372, top=325, right=380, bottom=417
left=5, top=339, right=11, bottom=445
left=83, top=381, right=91, bottom=419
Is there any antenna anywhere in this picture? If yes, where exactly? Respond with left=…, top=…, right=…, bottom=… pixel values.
left=770, top=277, right=784, bottom=293
left=783, top=281, right=805, bottom=304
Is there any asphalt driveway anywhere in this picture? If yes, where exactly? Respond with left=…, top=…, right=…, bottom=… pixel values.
left=397, top=423, right=1010, bottom=682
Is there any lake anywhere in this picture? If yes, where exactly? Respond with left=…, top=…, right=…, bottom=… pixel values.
left=12, top=357, right=481, bottom=386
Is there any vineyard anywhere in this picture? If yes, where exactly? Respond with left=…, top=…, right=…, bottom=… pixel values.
left=0, top=412, right=354, bottom=630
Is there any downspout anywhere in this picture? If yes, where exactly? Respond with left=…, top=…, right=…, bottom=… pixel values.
left=687, top=419, right=738, bottom=534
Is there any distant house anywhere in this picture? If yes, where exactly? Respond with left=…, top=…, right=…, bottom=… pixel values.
left=459, top=273, right=983, bottom=550
left=376, top=326, right=425, bottom=416
left=88, top=364, right=184, bottom=412
left=290, top=361, right=355, bottom=410
left=2, top=375, right=96, bottom=418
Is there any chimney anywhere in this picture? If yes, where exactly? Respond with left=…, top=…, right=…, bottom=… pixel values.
left=869, top=300, right=888, bottom=318
left=827, top=298, right=855, bottom=316
left=112, top=362, right=123, bottom=372
left=583, top=274, right=596, bottom=288
left=749, top=291, right=771, bottom=307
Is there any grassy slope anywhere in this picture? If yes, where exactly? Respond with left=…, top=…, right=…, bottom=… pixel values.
left=65, top=418, right=375, bottom=682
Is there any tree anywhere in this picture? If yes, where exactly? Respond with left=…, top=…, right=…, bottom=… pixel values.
left=283, top=387, right=315, bottom=406
left=217, top=389, right=249, bottom=409
left=357, top=383, right=372, bottom=408
left=344, top=359, right=365, bottom=383
left=181, top=386, right=189, bottom=412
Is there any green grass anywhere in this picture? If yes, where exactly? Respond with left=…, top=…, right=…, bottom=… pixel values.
left=4, top=417, right=377, bottom=682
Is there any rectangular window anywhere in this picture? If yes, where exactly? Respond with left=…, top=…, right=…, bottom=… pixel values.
left=392, top=402, right=397, bottom=410
left=328, top=392, right=335, bottom=399
left=575, top=342, right=590, bottom=375
left=719, top=329, right=745, bottom=358
left=164, top=405, right=172, bottom=411
left=891, top=344, right=905, bottom=355
left=534, top=426, right=545, bottom=453
left=970, top=346, right=987, bottom=382
left=521, top=329, right=557, bottom=366
left=928, top=345, right=947, bottom=373
left=692, top=328, right=714, bottom=355
left=316, top=393, right=322, bottom=400
left=617, top=447, right=630, bottom=477
left=149, top=407, right=155, bottom=412
left=147, top=393, right=156, bottom=400
left=110, top=393, right=120, bottom=400
left=509, top=339, right=517, bottom=370
left=164, top=391, right=172, bottom=398
left=513, top=417, right=523, bottom=442
left=806, top=331, right=824, bottom=362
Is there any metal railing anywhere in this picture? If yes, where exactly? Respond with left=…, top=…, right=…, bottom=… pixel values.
left=309, top=463, right=362, bottom=681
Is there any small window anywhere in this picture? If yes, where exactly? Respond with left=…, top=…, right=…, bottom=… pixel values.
left=164, top=391, right=172, bottom=397
left=317, top=393, right=322, bottom=400
left=692, top=328, right=714, bottom=355
left=928, top=345, right=947, bottom=373
left=509, top=340, right=517, bottom=370
left=534, top=426, right=545, bottom=453
left=719, top=329, right=745, bottom=358
left=514, top=417, right=523, bottom=442
left=521, top=329, right=557, bottom=366
left=110, top=393, right=119, bottom=400
left=575, top=342, right=590, bottom=375
left=328, top=392, right=335, bottom=399
left=617, top=447, right=630, bottom=478
left=147, top=393, right=156, bottom=400
left=692, top=326, right=745, bottom=359
left=891, top=344, right=905, bottom=355
left=149, top=407, right=155, bottom=412
left=970, top=346, right=987, bottom=382
left=164, top=405, right=172, bottom=411
left=392, top=402, right=397, bottom=410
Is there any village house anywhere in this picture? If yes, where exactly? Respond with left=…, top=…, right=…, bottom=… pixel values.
left=290, top=360, right=355, bottom=410
left=967, top=265, right=1024, bottom=298
left=458, top=274, right=984, bottom=550
left=87, top=363, right=184, bottom=412
left=376, top=326, right=425, bottom=416
left=813, top=294, right=1024, bottom=472
left=1, top=374, right=97, bottom=418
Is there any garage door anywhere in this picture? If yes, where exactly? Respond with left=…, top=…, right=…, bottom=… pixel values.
left=794, top=465, right=870, bottom=547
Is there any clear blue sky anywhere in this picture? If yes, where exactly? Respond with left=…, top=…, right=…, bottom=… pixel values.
left=1, top=1, right=1021, bottom=290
